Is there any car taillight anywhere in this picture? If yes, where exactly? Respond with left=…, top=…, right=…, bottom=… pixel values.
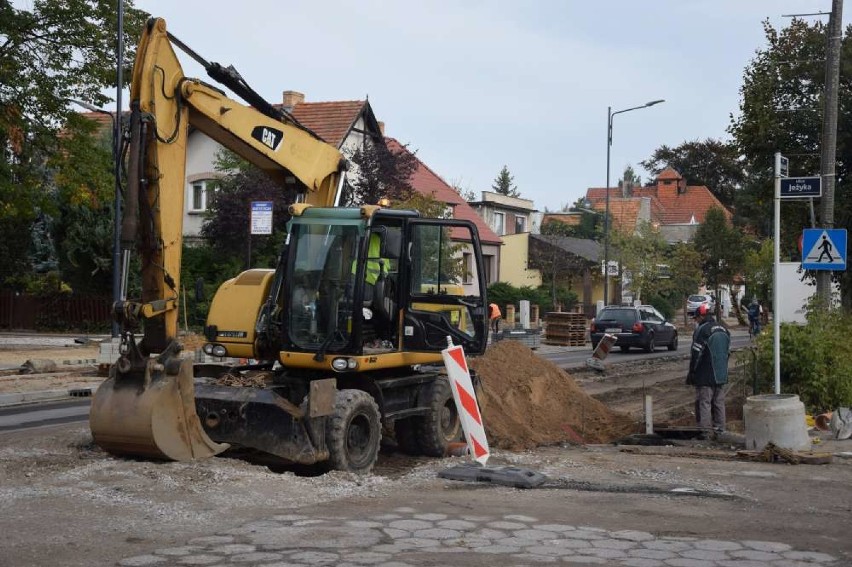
left=632, top=322, right=644, bottom=333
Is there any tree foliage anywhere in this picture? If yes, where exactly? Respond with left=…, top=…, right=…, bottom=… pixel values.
left=528, top=235, right=592, bottom=308
left=611, top=221, right=669, bottom=303
left=491, top=165, right=519, bottom=197
left=693, top=207, right=745, bottom=303
left=343, top=139, right=418, bottom=206
left=640, top=138, right=744, bottom=208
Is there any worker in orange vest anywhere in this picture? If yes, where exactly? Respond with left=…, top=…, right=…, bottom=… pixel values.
left=488, top=303, right=502, bottom=335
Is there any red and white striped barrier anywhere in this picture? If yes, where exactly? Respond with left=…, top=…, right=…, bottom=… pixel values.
left=442, top=339, right=490, bottom=465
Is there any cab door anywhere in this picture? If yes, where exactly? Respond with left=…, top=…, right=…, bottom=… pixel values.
left=401, top=219, right=488, bottom=355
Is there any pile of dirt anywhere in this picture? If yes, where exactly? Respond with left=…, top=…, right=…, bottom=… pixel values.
left=471, top=341, right=637, bottom=450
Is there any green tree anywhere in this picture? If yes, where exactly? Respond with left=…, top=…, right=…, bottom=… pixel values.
left=343, top=139, right=418, bottom=206
left=491, top=165, right=519, bottom=197
left=619, top=165, right=642, bottom=193
left=528, top=235, right=590, bottom=309
left=640, top=138, right=744, bottom=208
left=611, top=221, right=669, bottom=303
left=743, top=239, right=774, bottom=305
left=693, top=207, right=745, bottom=307
left=0, top=0, right=148, bottom=288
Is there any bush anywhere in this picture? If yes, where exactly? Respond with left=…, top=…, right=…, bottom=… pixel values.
left=644, top=292, right=675, bottom=321
left=751, top=308, right=852, bottom=412
left=486, top=282, right=576, bottom=314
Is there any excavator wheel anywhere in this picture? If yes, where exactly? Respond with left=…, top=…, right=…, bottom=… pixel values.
left=417, top=376, right=462, bottom=457
left=326, top=389, right=381, bottom=474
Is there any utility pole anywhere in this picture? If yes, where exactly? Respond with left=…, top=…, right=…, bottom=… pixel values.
left=817, top=0, right=843, bottom=304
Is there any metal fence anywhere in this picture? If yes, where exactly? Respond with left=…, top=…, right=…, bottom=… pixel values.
left=0, top=291, right=111, bottom=331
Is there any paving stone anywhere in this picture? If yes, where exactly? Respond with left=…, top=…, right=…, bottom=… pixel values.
left=292, top=519, right=326, bottom=527
left=550, top=538, right=590, bottom=550
left=741, top=540, right=792, bottom=553
left=577, top=526, right=608, bottom=532
left=413, top=513, right=447, bottom=521
left=611, top=530, right=656, bottom=542
left=176, top=555, right=222, bottom=565
left=388, top=519, right=433, bottom=531
left=343, top=551, right=392, bottom=564
left=188, top=536, right=235, bottom=546
left=562, top=555, right=607, bottom=564
left=563, top=530, right=605, bottom=541
left=460, top=515, right=493, bottom=522
left=781, top=551, right=837, bottom=563
left=271, top=514, right=309, bottom=522
left=487, top=521, right=528, bottom=530
left=412, top=528, right=462, bottom=540
left=518, top=544, right=572, bottom=557
left=393, top=537, right=441, bottom=548
left=154, top=546, right=203, bottom=556
left=475, top=544, right=523, bottom=554
left=586, top=547, right=628, bottom=559
left=393, top=507, right=416, bottom=513
left=643, top=540, right=693, bottom=552
left=472, top=528, right=508, bottom=539
left=260, top=562, right=308, bottom=567
left=633, top=548, right=678, bottom=560
left=533, top=524, right=577, bottom=533
left=288, top=550, right=339, bottom=565
left=681, top=548, right=729, bottom=561
left=620, top=558, right=665, bottom=567
left=663, top=559, right=718, bottom=567
left=248, top=526, right=381, bottom=549
left=376, top=563, right=414, bottom=567
left=346, top=520, right=384, bottom=528
left=511, top=552, right=558, bottom=563
left=371, top=544, right=413, bottom=554
left=207, top=543, right=256, bottom=555
left=230, top=551, right=285, bottom=563
left=118, top=556, right=167, bottom=566
left=496, top=536, right=539, bottom=548
left=382, top=528, right=409, bottom=539
left=730, top=549, right=783, bottom=561
left=716, top=560, right=766, bottom=567
left=693, top=539, right=743, bottom=552
left=590, top=538, right=638, bottom=550
left=504, top=514, right=538, bottom=523
left=373, top=514, right=403, bottom=520
left=437, top=519, right=477, bottom=530
left=514, top=529, right=558, bottom=541
left=772, top=561, right=833, bottom=567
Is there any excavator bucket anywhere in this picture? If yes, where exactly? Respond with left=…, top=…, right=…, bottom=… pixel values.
left=89, top=357, right=228, bottom=461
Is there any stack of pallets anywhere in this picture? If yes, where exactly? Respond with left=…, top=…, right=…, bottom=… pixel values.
left=543, top=312, right=587, bottom=346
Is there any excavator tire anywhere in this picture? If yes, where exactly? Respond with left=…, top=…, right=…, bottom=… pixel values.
left=326, top=389, right=381, bottom=474
left=416, top=376, right=462, bottom=457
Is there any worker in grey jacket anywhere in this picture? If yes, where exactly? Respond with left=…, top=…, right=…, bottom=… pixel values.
left=687, top=304, right=731, bottom=432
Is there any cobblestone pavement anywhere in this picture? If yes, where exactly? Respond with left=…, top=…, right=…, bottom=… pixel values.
left=119, top=507, right=839, bottom=567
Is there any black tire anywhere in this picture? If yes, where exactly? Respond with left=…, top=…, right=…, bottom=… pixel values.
left=667, top=332, right=678, bottom=351
left=393, top=417, right=422, bottom=455
left=326, top=389, right=381, bottom=474
left=644, top=334, right=655, bottom=353
left=619, top=345, right=630, bottom=353
left=417, top=376, right=462, bottom=457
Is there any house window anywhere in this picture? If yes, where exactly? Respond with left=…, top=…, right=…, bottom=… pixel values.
left=515, top=215, right=526, bottom=234
left=482, top=254, right=494, bottom=283
left=494, top=212, right=505, bottom=235
left=189, top=179, right=216, bottom=212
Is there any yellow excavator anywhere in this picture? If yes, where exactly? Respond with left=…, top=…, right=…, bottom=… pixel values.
left=89, top=18, right=489, bottom=473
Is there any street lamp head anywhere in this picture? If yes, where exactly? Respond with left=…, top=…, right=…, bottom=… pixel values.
left=645, top=99, right=665, bottom=107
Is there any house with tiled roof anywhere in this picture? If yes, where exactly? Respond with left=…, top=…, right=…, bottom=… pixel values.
left=385, top=139, right=503, bottom=288
left=182, top=90, right=383, bottom=239
left=584, top=167, right=731, bottom=242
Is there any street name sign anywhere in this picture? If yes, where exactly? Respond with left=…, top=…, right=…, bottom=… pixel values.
left=780, top=177, right=821, bottom=198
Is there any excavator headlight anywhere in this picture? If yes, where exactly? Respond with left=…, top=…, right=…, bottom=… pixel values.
left=203, top=344, right=214, bottom=355
left=347, top=359, right=358, bottom=370
left=211, top=345, right=227, bottom=358
left=331, top=358, right=350, bottom=372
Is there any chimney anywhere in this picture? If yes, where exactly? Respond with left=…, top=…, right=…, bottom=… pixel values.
left=282, top=90, right=305, bottom=110
left=377, top=121, right=385, bottom=135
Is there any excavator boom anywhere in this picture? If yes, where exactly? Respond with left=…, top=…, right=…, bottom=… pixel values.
left=90, top=18, right=347, bottom=461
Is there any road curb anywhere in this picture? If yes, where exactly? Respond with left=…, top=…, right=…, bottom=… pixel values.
left=0, top=386, right=95, bottom=408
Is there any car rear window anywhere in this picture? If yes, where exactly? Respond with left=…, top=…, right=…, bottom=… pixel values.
left=597, top=309, right=636, bottom=325
left=688, top=295, right=706, bottom=302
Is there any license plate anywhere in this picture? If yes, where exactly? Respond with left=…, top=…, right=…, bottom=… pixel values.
left=605, top=327, right=621, bottom=333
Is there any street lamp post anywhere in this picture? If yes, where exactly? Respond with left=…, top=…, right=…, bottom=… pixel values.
left=604, top=99, right=665, bottom=305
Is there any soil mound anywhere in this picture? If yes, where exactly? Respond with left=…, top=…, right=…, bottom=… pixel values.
left=470, top=341, right=636, bottom=450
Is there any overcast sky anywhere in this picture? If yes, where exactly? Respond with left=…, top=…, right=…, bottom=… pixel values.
left=129, top=0, right=848, bottom=211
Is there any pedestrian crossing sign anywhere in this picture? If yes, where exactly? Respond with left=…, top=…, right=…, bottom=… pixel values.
left=802, top=228, right=847, bottom=271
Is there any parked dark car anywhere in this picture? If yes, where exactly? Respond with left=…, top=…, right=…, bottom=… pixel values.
left=590, top=305, right=678, bottom=353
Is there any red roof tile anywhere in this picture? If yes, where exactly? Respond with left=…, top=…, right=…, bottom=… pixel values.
left=289, top=101, right=365, bottom=147
left=386, top=138, right=502, bottom=245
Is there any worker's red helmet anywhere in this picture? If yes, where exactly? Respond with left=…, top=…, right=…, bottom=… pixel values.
left=695, top=304, right=710, bottom=318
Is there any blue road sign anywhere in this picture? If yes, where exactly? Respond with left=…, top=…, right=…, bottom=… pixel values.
left=780, top=177, right=821, bottom=198
left=802, top=228, right=847, bottom=271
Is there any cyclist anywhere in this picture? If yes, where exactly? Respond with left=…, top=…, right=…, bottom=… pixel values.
left=747, top=299, right=761, bottom=337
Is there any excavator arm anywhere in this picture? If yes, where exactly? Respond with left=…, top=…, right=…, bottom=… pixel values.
left=90, top=17, right=346, bottom=461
